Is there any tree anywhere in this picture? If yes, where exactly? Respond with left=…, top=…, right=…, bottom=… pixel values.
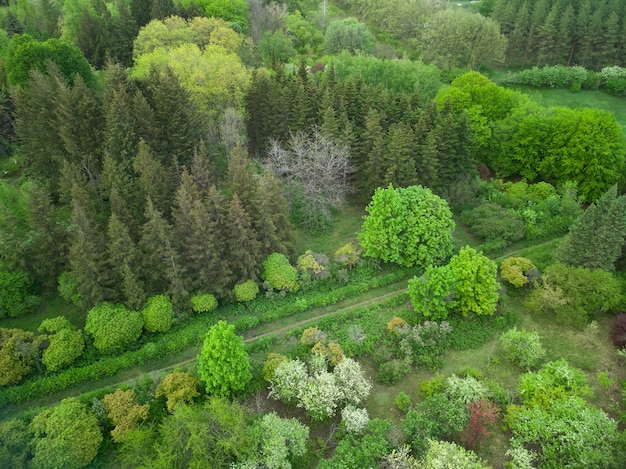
left=499, top=327, right=546, bottom=370
left=558, top=185, right=626, bottom=271
left=269, top=358, right=308, bottom=405
left=226, top=193, right=262, bottom=283
left=103, top=389, right=150, bottom=443
left=38, top=316, right=84, bottom=372
left=359, top=184, right=455, bottom=268
left=85, top=302, right=144, bottom=352
left=448, top=247, right=499, bottom=317
left=0, top=328, right=40, bottom=385
left=420, top=440, right=490, bottom=469
left=500, top=257, right=538, bottom=288
left=29, top=398, right=103, bottom=469
left=156, top=371, right=201, bottom=412
left=253, top=413, right=309, bottom=469
left=141, top=294, right=174, bottom=333
left=0, top=419, right=30, bottom=469
left=324, top=18, right=374, bottom=55
left=266, top=129, right=353, bottom=231
left=408, top=265, right=457, bottom=320
left=197, top=320, right=251, bottom=396
left=333, top=357, right=372, bottom=406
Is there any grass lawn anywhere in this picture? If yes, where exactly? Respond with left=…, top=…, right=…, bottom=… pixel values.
left=0, top=295, right=85, bottom=332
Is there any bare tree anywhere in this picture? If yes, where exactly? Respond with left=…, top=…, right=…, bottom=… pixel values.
left=249, top=0, right=288, bottom=44
left=266, top=128, right=353, bottom=231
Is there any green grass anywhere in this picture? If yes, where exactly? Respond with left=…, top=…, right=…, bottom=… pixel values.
left=0, top=295, right=85, bottom=332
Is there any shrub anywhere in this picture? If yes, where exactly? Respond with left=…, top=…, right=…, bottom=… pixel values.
left=341, top=405, right=370, bottom=435
left=190, top=293, right=218, bottom=313
left=519, top=360, right=591, bottom=408
left=420, top=376, right=445, bottom=398
left=460, top=203, right=525, bottom=246
left=57, top=271, right=80, bottom=305
left=155, top=371, right=200, bottom=412
left=263, top=353, right=289, bottom=381
left=610, top=313, right=626, bottom=348
left=334, top=241, right=362, bottom=269
left=38, top=318, right=84, bottom=372
left=262, top=253, right=299, bottom=292
left=297, top=250, right=327, bottom=277
left=500, top=257, right=537, bottom=288
left=446, top=374, right=490, bottom=405
left=85, top=303, right=144, bottom=352
left=0, top=328, right=40, bottom=386
left=398, top=321, right=453, bottom=369
left=301, top=327, right=327, bottom=346
left=102, top=389, right=149, bottom=442
left=233, top=280, right=259, bottom=302
left=394, top=392, right=412, bottom=413
left=0, top=270, right=39, bottom=318
left=499, top=327, right=546, bottom=369
left=377, top=358, right=411, bottom=385
left=141, top=295, right=174, bottom=333
left=460, top=399, right=499, bottom=450
left=386, top=316, right=408, bottom=333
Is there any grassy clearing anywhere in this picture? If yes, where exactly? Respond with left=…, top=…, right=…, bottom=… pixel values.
left=0, top=295, right=85, bottom=332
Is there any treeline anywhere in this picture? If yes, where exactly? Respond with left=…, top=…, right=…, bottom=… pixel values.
left=246, top=60, right=474, bottom=199
left=492, top=0, right=626, bottom=70
left=0, top=62, right=294, bottom=312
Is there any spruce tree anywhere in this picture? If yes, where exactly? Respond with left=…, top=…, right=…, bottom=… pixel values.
left=557, top=4, right=576, bottom=65
left=133, top=139, right=174, bottom=215
left=382, top=123, right=417, bottom=188
left=191, top=141, right=216, bottom=196
left=535, top=3, right=560, bottom=66
left=226, top=194, right=261, bottom=283
left=557, top=185, right=626, bottom=271
left=227, top=145, right=258, bottom=215
left=361, top=108, right=386, bottom=195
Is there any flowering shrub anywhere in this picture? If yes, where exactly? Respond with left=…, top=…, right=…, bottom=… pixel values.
left=341, top=405, right=370, bottom=435
left=499, top=327, right=546, bottom=369
left=446, top=374, right=490, bottom=405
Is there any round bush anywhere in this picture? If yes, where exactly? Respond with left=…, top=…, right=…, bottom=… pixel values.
left=233, top=280, right=259, bottom=302
left=190, top=293, right=218, bottom=314
left=85, top=303, right=144, bottom=352
left=141, top=295, right=174, bottom=333
left=394, top=392, right=412, bottom=413
left=262, top=253, right=299, bottom=292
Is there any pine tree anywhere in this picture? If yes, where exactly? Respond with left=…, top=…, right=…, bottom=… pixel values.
left=535, top=3, right=560, bottom=66
left=107, top=213, right=146, bottom=309
left=598, top=11, right=620, bottom=68
left=415, top=131, right=440, bottom=190
left=557, top=4, right=576, bottom=65
left=226, top=194, right=261, bottom=283
left=574, top=0, right=594, bottom=67
left=103, top=79, right=140, bottom=175
left=361, top=108, right=386, bottom=196
left=191, top=141, right=217, bottom=195
left=382, top=123, right=417, bottom=188
left=68, top=184, right=113, bottom=309
left=227, top=145, right=258, bottom=215
left=557, top=185, right=626, bottom=271
left=133, top=139, right=175, bottom=215
left=506, top=1, right=531, bottom=66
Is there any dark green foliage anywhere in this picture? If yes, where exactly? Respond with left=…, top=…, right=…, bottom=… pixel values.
left=394, top=391, right=412, bottom=413
left=377, top=358, right=411, bottom=385
left=0, top=419, right=29, bottom=469
left=85, top=302, right=144, bottom=352
left=558, top=185, right=626, bottom=271
left=402, top=393, right=470, bottom=457
left=29, top=398, right=102, bottom=469
left=197, top=320, right=251, bottom=397
left=0, top=270, right=39, bottom=318
left=461, top=203, right=525, bottom=246
left=226, top=193, right=261, bottom=283
left=323, top=18, right=374, bottom=55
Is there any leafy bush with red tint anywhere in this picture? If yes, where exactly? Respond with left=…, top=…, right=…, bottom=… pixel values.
left=460, top=399, right=499, bottom=450
left=610, top=313, right=626, bottom=348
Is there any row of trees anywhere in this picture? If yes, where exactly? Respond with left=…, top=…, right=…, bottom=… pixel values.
left=492, top=0, right=626, bottom=70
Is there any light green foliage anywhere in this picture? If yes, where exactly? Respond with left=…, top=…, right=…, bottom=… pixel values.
left=38, top=316, right=84, bottom=372
left=0, top=270, right=39, bottom=318
left=262, top=252, right=299, bottom=292
left=394, top=391, right=412, bottom=413
left=0, top=419, right=30, bottom=469
left=499, top=328, right=545, bottom=370
left=403, top=393, right=470, bottom=457
left=269, top=358, right=307, bottom=404
left=558, top=185, right=626, bottom=271
left=29, top=398, right=103, bottom=469
left=324, top=18, right=374, bottom=55
left=190, top=0, right=249, bottom=28
left=527, top=263, right=622, bottom=327
left=285, top=11, right=323, bottom=55
left=141, top=294, right=174, bottom=333
left=153, top=397, right=254, bottom=468
left=156, top=371, right=201, bottom=412
left=4, top=34, right=94, bottom=88
left=255, top=412, right=309, bottom=469
left=85, top=302, right=144, bottom=352
left=417, top=8, right=507, bottom=70
left=334, top=241, right=362, bottom=269
left=359, top=184, right=455, bottom=268
left=421, top=440, right=491, bottom=469
left=518, top=360, right=591, bottom=408
left=297, top=369, right=340, bottom=421
left=341, top=405, right=370, bottom=435
left=516, top=65, right=588, bottom=89
left=58, top=271, right=80, bottom=305
left=233, top=280, right=259, bottom=302
left=500, top=257, right=537, bottom=288
left=197, top=320, right=251, bottom=396
left=408, top=265, right=457, bottom=320
left=446, top=374, right=490, bottom=405
left=448, top=247, right=499, bottom=317
left=263, top=353, right=289, bottom=381
left=190, top=293, right=218, bottom=313
left=508, top=396, right=620, bottom=469
left=102, top=389, right=149, bottom=443
left=0, top=327, right=40, bottom=385
left=296, top=250, right=325, bottom=276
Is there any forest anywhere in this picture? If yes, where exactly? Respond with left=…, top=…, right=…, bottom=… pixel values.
left=0, top=0, right=626, bottom=468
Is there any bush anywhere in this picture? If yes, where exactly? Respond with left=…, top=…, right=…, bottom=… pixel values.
left=420, top=376, right=445, bottom=398
left=460, top=399, right=499, bottom=450
left=460, top=203, right=525, bottom=246
left=377, top=358, right=411, bottom=385
left=85, top=303, right=144, bottom=352
left=446, top=374, right=490, bottom=405
left=233, top=280, right=259, bottom=302
left=605, top=76, right=626, bottom=96
left=141, top=295, right=174, bottom=333
left=57, top=271, right=80, bottom=305
left=500, top=257, right=537, bottom=288
left=155, top=372, right=200, bottom=412
left=262, top=253, right=299, bottom=292
left=341, top=405, right=370, bottom=435
left=190, top=293, right=218, bottom=314
left=394, top=392, right=412, bottom=413
left=0, top=270, right=40, bottom=318
left=610, top=313, right=626, bottom=348
left=233, top=314, right=259, bottom=333
left=499, top=327, right=546, bottom=369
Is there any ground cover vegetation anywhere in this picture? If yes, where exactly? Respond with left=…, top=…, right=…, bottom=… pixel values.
left=0, top=0, right=626, bottom=468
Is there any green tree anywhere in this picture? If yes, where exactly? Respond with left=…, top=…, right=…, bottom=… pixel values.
left=29, top=398, right=103, bottom=469
left=226, top=193, right=262, bottom=283
left=141, top=294, right=174, bottom=333
left=259, top=30, right=295, bottom=65
left=156, top=371, right=201, bottom=412
left=253, top=412, right=309, bottom=469
left=408, top=265, right=457, bottom=320
left=197, top=320, right=252, bottom=396
left=0, top=327, right=40, bottom=385
left=324, top=18, right=374, bottom=55
left=448, top=246, right=499, bottom=317
left=38, top=316, right=84, bottom=372
left=359, top=184, right=455, bottom=268
left=420, top=440, right=490, bottom=469
left=103, top=389, right=149, bottom=443
left=558, top=185, right=626, bottom=271
left=85, top=302, right=144, bottom=352
left=0, top=419, right=30, bottom=469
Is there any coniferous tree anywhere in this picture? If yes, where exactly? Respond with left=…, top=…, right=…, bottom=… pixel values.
left=535, top=3, right=560, bottom=66
left=227, top=145, right=258, bottom=215
left=557, top=4, right=576, bottom=65
left=226, top=194, right=261, bottom=283
left=108, top=212, right=146, bottom=309
left=415, top=131, right=440, bottom=190
left=133, top=139, right=174, bottom=215
left=557, top=185, right=626, bottom=272
left=382, top=122, right=417, bottom=188
left=190, top=141, right=216, bottom=196
left=361, top=108, right=386, bottom=195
